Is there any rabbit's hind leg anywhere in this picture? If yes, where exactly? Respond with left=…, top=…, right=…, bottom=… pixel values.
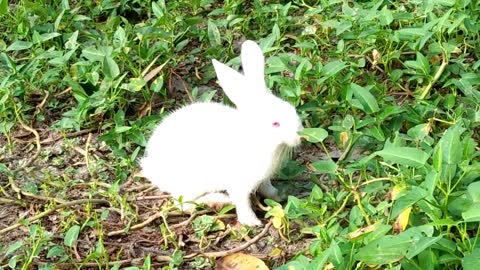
left=258, top=179, right=283, bottom=201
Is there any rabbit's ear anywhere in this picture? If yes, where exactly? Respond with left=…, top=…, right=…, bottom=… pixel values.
left=212, top=59, right=250, bottom=107
left=241, top=40, right=266, bottom=87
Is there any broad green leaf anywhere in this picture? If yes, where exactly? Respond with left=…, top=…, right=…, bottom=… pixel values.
left=47, top=245, right=65, bottom=258
left=379, top=6, right=393, bottom=26
left=462, top=248, right=480, bottom=270
left=82, top=47, right=105, bottom=62
left=354, top=235, right=412, bottom=265
left=266, top=56, right=287, bottom=73
left=418, top=248, right=437, bottom=270
left=396, top=28, right=428, bottom=39
left=65, top=31, right=79, bottom=50
left=321, top=60, right=347, bottom=78
left=350, top=83, right=379, bottom=113
left=416, top=52, right=431, bottom=75
left=103, top=56, right=120, bottom=79
left=6, top=241, right=23, bottom=255
left=391, top=186, right=428, bottom=218
left=375, top=147, right=429, bottom=168
left=113, top=26, right=127, bottom=48
left=6, top=41, right=33, bottom=51
left=462, top=202, right=480, bottom=222
left=467, top=182, right=480, bottom=202
left=152, top=1, right=164, bottom=19
left=40, top=32, right=62, bottom=42
left=207, top=20, right=221, bottom=47
left=329, top=240, right=343, bottom=266
left=407, top=123, right=431, bottom=140
left=64, top=225, right=80, bottom=247
left=300, top=128, right=328, bottom=143
left=406, top=235, right=443, bottom=259
left=310, top=159, right=337, bottom=174
left=437, top=124, right=464, bottom=165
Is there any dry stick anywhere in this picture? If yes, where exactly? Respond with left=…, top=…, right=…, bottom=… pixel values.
left=36, top=258, right=146, bottom=268
left=0, top=199, right=110, bottom=235
left=84, top=133, right=92, bottom=174
left=107, top=211, right=165, bottom=236
left=184, top=221, right=273, bottom=259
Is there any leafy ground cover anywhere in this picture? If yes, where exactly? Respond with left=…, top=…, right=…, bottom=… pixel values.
left=1, top=0, right=479, bottom=269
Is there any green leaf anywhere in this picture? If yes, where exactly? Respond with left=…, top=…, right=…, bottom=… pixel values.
left=405, top=235, right=443, bottom=259
left=47, top=245, right=65, bottom=258
left=0, top=0, right=8, bottom=15
left=437, top=124, right=464, bottom=165
left=350, top=83, right=379, bottom=113
left=113, top=26, right=127, bottom=48
left=379, top=6, right=393, bottom=25
left=6, top=40, right=33, bottom=51
left=462, top=202, right=480, bottom=222
left=64, top=225, right=80, bottom=247
left=391, top=186, right=428, bottom=218
left=463, top=248, right=480, bottom=270
left=6, top=241, right=23, bottom=255
left=82, top=47, right=105, bottom=62
left=310, top=159, right=337, bottom=174
left=407, top=123, right=431, bottom=140
left=152, top=1, right=164, bottom=19
left=300, top=128, right=328, bottom=143
left=354, top=235, right=412, bottom=265
left=321, top=60, right=347, bottom=78
left=396, top=28, right=428, bottom=39
left=375, top=147, right=429, bottom=168
left=40, top=32, right=62, bottom=42
left=103, top=56, right=120, bottom=79
left=467, top=182, right=480, bottom=202
left=207, top=20, right=221, bottom=47
left=329, top=240, right=343, bottom=266
left=143, top=254, right=151, bottom=270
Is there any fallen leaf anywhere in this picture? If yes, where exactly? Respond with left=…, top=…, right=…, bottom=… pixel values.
left=215, top=253, right=269, bottom=270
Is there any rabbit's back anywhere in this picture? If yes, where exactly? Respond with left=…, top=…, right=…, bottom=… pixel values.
left=141, top=103, right=263, bottom=196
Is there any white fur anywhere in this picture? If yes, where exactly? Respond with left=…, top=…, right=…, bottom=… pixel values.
left=141, top=40, right=302, bottom=226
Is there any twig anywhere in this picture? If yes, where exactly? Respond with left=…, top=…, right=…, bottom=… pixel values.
left=170, top=69, right=194, bottom=103
left=125, top=184, right=155, bottom=192
left=171, top=210, right=209, bottom=229
left=12, top=102, right=41, bottom=171
left=132, top=195, right=171, bottom=201
left=107, top=211, right=165, bottom=236
left=0, top=199, right=110, bottom=235
left=84, top=133, right=92, bottom=175
left=185, top=221, right=272, bottom=258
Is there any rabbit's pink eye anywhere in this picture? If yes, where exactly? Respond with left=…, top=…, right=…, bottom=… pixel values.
left=272, top=122, right=280, bottom=127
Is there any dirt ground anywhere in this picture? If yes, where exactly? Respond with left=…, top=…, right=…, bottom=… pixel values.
left=0, top=125, right=332, bottom=269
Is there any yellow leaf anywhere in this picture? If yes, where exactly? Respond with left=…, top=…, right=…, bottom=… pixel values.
left=272, top=216, right=283, bottom=229
left=269, top=247, right=283, bottom=257
left=390, top=185, right=405, bottom=200
left=394, top=206, right=412, bottom=232
left=347, top=223, right=379, bottom=240
left=215, top=253, right=269, bottom=270
left=340, top=131, right=349, bottom=148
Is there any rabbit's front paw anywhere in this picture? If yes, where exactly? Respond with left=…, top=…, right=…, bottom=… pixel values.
left=237, top=214, right=263, bottom=226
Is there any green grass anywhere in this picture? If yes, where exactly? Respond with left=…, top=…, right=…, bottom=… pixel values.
left=1, top=0, right=479, bottom=269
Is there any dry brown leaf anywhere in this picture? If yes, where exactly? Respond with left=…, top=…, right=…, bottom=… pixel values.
left=215, top=253, right=269, bottom=270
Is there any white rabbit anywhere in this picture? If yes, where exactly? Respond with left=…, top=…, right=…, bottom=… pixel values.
left=141, top=40, right=303, bottom=226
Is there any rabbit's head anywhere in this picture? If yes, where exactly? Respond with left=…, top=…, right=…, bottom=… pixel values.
left=212, top=40, right=303, bottom=148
